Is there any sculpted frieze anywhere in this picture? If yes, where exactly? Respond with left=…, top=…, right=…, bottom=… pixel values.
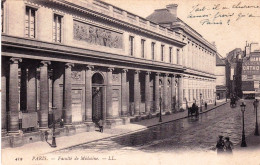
left=73, top=20, right=123, bottom=49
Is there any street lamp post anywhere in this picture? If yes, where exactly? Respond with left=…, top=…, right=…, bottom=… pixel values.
left=240, top=102, right=247, bottom=147
left=254, top=99, right=259, bottom=136
left=214, top=92, right=217, bottom=106
left=159, top=96, right=162, bottom=122
left=51, top=113, right=57, bottom=148
left=200, top=93, right=202, bottom=112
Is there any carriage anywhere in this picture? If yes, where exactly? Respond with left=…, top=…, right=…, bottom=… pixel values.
left=188, top=104, right=199, bottom=116
left=230, top=97, right=236, bottom=108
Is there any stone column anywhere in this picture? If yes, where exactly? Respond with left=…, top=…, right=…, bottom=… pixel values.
left=163, top=73, right=168, bottom=112
left=171, top=75, right=176, bottom=112
left=2, top=57, right=7, bottom=133
left=39, top=61, right=50, bottom=129
left=85, top=65, right=93, bottom=122
left=8, top=58, right=22, bottom=133
left=155, top=72, right=160, bottom=113
left=121, top=69, right=128, bottom=116
left=27, top=63, right=37, bottom=112
left=134, top=70, right=140, bottom=116
left=178, top=75, right=183, bottom=109
left=145, top=71, right=151, bottom=114
left=106, top=67, right=114, bottom=119
left=64, top=63, right=74, bottom=125
left=20, top=65, right=27, bottom=111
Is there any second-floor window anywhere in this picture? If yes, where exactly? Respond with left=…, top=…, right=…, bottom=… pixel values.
left=53, top=14, right=62, bottom=43
left=176, top=49, right=180, bottom=64
left=161, top=45, right=164, bottom=61
left=169, top=47, right=172, bottom=63
left=129, top=36, right=134, bottom=56
left=25, top=6, right=36, bottom=38
left=141, top=39, right=145, bottom=58
left=151, top=42, right=155, bottom=60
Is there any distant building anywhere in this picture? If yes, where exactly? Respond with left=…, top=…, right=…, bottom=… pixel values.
left=215, top=54, right=226, bottom=100
left=225, top=48, right=243, bottom=98
left=241, top=47, right=260, bottom=99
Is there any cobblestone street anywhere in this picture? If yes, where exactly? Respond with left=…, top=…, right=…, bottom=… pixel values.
left=55, top=100, right=259, bottom=154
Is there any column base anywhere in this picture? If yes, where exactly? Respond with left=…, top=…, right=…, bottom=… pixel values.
left=39, top=128, right=50, bottom=142
left=105, top=118, right=123, bottom=129
left=8, top=132, right=24, bottom=148
left=2, top=129, right=7, bottom=136
left=84, top=121, right=95, bottom=132
left=121, top=117, right=130, bottom=125
left=64, top=125, right=76, bottom=136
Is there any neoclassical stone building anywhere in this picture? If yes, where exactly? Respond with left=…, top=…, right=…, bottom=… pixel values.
left=1, top=0, right=217, bottom=147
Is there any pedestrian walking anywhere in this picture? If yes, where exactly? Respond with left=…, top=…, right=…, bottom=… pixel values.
left=216, top=135, right=225, bottom=154
left=98, top=119, right=104, bottom=133
left=224, top=137, right=233, bottom=154
left=204, top=102, right=208, bottom=110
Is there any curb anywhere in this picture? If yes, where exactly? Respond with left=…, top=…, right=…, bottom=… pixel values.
left=44, top=101, right=228, bottom=154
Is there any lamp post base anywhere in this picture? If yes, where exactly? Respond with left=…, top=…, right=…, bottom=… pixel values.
left=254, top=123, right=259, bottom=136
left=51, top=136, right=57, bottom=148
left=159, top=114, right=162, bottom=122
left=241, top=134, right=247, bottom=147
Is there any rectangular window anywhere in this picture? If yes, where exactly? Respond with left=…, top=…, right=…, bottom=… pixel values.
left=129, top=36, right=134, bottom=56
left=169, top=47, right=172, bottom=63
left=151, top=42, right=155, bottom=60
left=176, top=49, right=180, bottom=64
left=53, top=14, right=62, bottom=43
left=25, top=6, right=36, bottom=38
left=1, top=2, right=4, bottom=33
left=141, top=39, right=145, bottom=58
left=161, top=45, right=164, bottom=61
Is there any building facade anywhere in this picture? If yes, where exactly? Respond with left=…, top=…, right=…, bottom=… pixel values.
left=147, top=4, right=217, bottom=106
left=1, top=0, right=217, bottom=148
left=215, top=54, right=226, bottom=100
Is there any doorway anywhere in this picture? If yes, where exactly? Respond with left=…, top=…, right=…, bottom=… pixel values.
left=92, top=73, right=104, bottom=123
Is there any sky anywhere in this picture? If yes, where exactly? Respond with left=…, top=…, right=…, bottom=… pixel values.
left=102, top=0, right=260, bottom=57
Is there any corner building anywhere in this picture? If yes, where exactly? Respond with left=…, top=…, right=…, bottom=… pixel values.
left=1, top=0, right=217, bottom=148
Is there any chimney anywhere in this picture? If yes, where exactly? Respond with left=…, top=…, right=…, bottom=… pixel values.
left=166, top=4, right=178, bottom=17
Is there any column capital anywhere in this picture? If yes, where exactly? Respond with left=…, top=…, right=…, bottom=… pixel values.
left=108, top=67, right=114, bottom=72
left=145, top=71, right=151, bottom=75
left=135, top=70, right=140, bottom=74
left=86, top=65, right=94, bottom=70
left=122, top=68, right=128, bottom=73
left=65, top=63, right=74, bottom=68
left=40, top=61, right=51, bottom=67
left=10, top=57, right=22, bottom=64
left=155, top=72, right=160, bottom=76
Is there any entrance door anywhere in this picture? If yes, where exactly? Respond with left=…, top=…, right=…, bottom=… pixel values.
left=92, top=86, right=103, bottom=122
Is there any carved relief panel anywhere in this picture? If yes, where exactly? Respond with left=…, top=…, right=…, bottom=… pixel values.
left=73, top=20, right=123, bottom=49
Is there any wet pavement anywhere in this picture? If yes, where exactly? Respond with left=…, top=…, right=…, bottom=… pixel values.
left=56, top=99, right=258, bottom=154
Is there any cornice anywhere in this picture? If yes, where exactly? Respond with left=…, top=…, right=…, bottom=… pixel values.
left=2, top=34, right=185, bottom=73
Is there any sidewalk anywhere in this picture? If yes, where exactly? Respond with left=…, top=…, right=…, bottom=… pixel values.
left=2, top=101, right=227, bottom=157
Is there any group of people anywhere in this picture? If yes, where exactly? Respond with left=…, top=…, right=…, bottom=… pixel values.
left=216, top=135, right=234, bottom=154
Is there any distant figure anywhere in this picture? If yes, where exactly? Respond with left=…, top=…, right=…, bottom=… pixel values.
left=216, top=135, right=225, bottom=154
left=60, top=118, right=64, bottom=127
left=44, top=130, right=49, bottom=142
left=205, top=102, right=208, bottom=110
left=224, top=137, right=233, bottom=154
left=98, top=119, right=104, bottom=133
